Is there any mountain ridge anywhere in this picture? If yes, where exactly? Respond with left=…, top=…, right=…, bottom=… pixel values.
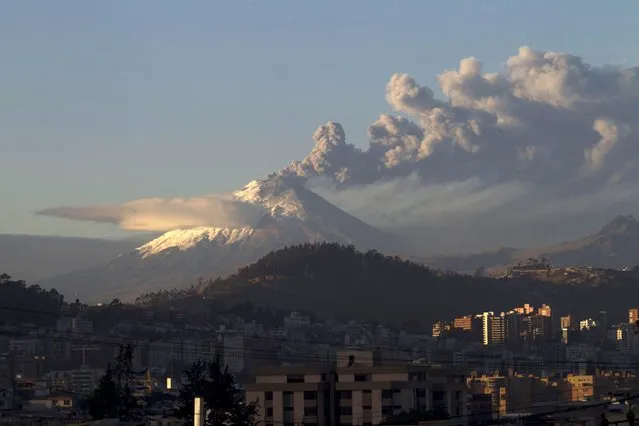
left=421, top=214, right=639, bottom=273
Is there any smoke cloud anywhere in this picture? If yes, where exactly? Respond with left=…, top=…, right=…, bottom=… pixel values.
left=283, top=46, right=639, bottom=251
left=281, top=46, right=638, bottom=188
left=38, top=194, right=265, bottom=232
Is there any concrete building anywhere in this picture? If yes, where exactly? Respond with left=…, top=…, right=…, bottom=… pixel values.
left=284, top=311, right=312, bottom=329
left=561, top=315, right=572, bottom=330
left=482, top=312, right=519, bottom=346
left=245, top=350, right=468, bottom=425
left=432, top=320, right=452, bottom=338
left=149, top=340, right=174, bottom=369
left=69, top=367, right=103, bottom=395
left=55, top=317, right=94, bottom=334
left=222, top=333, right=245, bottom=374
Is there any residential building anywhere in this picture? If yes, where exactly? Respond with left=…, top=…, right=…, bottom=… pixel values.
left=537, top=304, right=552, bottom=317
left=284, top=312, right=312, bottom=329
left=513, top=304, right=534, bottom=315
left=561, top=315, right=572, bottom=330
left=245, top=350, right=468, bottom=425
left=453, top=315, right=473, bottom=331
left=482, top=312, right=519, bottom=346
left=149, top=340, right=174, bottom=369
left=558, top=375, right=594, bottom=401
left=579, top=318, right=597, bottom=331
left=56, top=317, right=94, bottom=334
left=69, top=367, right=103, bottom=395
left=223, top=333, right=245, bottom=374
left=432, top=320, right=452, bottom=338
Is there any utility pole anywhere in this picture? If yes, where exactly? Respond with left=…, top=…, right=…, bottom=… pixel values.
left=194, top=396, right=204, bottom=426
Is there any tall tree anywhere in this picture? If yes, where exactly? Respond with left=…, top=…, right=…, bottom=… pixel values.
left=177, top=356, right=258, bottom=426
left=88, top=344, right=140, bottom=420
left=88, top=364, right=118, bottom=419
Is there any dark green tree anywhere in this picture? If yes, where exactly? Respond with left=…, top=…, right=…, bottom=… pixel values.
left=88, top=344, right=140, bottom=420
left=88, top=363, right=118, bottom=419
left=177, top=356, right=258, bottom=426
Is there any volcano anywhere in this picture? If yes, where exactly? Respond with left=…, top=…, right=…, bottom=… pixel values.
left=39, top=177, right=401, bottom=302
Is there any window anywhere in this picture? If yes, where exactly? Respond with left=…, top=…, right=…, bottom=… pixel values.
left=363, top=390, right=371, bottom=395
left=382, top=389, right=393, bottom=399
left=416, top=388, right=426, bottom=398
left=363, top=405, right=372, bottom=410
left=382, top=405, right=392, bottom=415
left=283, top=391, right=294, bottom=407
left=354, top=374, right=368, bottom=382
left=304, top=406, right=318, bottom=416
left=304, top=390, right=317, bottom=400
left=266, top=407, right=273, bottom=417
left=340, top=406, right=352, bottom=415
left=287, top=375, right=304, bottom=383
left=411, top=372, right=428, bottom=381
left=339, top=390, right=352, bottom=399
left=265, top=391, right=273, bottom=401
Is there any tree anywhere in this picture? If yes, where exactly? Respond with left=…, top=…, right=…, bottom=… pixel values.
left=177, top=356, right=258, bottom=426
left=88, top=363, right=118, bottom=419
left=88, top=345, right=140, bottom=420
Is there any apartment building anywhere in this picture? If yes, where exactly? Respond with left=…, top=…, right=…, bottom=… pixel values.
left=245, top=350, right=468, bottom=426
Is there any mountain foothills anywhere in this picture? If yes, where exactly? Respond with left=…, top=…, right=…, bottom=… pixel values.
left=37, top=178, right=400, bottom=303
left=422, top=214, right=639, bottom=274
left=136, top=242, right=639, bottom=326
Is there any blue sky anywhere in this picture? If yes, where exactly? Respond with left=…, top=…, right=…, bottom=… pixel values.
left=1, top=0, right=638, bottom=238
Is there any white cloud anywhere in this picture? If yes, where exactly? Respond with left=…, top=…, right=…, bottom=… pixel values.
left=38, top=194, right=265, bottom=232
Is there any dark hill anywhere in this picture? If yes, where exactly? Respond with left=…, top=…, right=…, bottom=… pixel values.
left=139, top=242, right=639, bottom=325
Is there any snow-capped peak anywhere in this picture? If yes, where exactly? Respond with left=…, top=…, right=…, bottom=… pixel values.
left=136, top=226, right=254, bottom=258
left=233, top=178, right=307, bottom=220
left=135, top=177, right=311, bottom=258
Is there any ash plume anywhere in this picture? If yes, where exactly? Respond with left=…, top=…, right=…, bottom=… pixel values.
left=282, top=46, right=638, bottom=188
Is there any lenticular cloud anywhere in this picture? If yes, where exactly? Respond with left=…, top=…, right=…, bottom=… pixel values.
left=38, top=194, right=265, bottom=232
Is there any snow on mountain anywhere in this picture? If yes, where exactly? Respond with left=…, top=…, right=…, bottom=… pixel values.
left=136, top=227, right=256, bottom=258
left=39, top=177, right=401, bottom=303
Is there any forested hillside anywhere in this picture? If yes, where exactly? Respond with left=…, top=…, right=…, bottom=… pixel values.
left=0, top=273, right=65, bottom=325
left=136, top=243, right=639, bottom=325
